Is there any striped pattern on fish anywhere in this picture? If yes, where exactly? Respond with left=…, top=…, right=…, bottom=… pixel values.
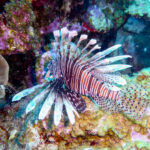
left=52, top=27, right=131, bottom=102
left=12, top=27, right=135, bottom=126
left=63, top=59, right=120, bottom=101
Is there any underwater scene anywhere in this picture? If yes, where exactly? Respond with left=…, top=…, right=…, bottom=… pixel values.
left=0, top=0, right=150, bottom=149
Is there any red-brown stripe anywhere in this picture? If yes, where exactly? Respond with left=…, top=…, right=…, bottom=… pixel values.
left=88, top=75, right=94, bottom=94
left=97, top=82, right=104, bottom=96
left=78, top=66, right=87, bottom=94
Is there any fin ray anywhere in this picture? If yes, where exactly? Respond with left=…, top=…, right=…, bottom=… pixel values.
left=39, top=91, right=55, bottom=120
left=12, top=83, right=46, bottom=102
left=54, top=94, right=63, bottom=126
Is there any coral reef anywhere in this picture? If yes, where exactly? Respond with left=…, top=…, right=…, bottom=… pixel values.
left=0, top=14, right=40, bottom=55
left=0, top=16, right=32, bottom=54
left=83, top=0, right=128, bottom=33
left=126, top=0, right=150, bottom=18
left=84, top=5, right=112, bottom=32
left=4, top=0, right=36, bottom=31
left=0, top=0, right=41, bottom=55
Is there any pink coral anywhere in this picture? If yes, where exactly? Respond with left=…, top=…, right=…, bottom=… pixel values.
left=0, top=17, right=32, bottom=54
left=4, top=0, right=36, bottom=30
left=0, top=0, right=41, bottom=55
left=40, top=18, right=83, bottom=35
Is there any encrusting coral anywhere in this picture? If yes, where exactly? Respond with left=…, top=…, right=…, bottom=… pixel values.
left=125, top=0, right=150, bottom=18
left=0, top=0, right=41, bottom=55
left=83, top=0, right=129, bottom=33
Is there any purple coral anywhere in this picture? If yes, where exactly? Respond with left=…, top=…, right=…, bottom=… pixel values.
left=0, top=18, right=32, bottom=54
left=40, top=18, right=83, bottom=34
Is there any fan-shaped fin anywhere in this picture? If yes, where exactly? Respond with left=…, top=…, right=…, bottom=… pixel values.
left=97, top=64, right=132, bottom=73
left=80, top=39, right=97, bottom=55
left=63, top=98, right=79, bottom=124
left=68, top=43, right=79, bottom=58
left=79, top=44, right=101, bottom=63
left=60, top=30, right=78, bottom=59
left=25, top=87, right=50, bottom=114
left=89, top=44, right=122, bottom=63
left=94, top=55, right=132, bottom=66
left=103, top=83, right=121, bottom=91
left=77, top=34, right=88, bottom=47
left=39, top=91, right=55, bottom=120
left=54, top=94, right=63, bottom=126
left=68, top=30, right=78, bottom=39
left=53, top=30, right=60, bottom=42
left=61, top=27, right=69, bottom=39
left=12, top=83, right=46, bottom=101
left=91, top=73, right=127, bottom=85
left=85, top=39, right=97, bottom=47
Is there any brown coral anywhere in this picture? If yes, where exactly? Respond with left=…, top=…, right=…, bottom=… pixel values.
left=0, top=55, right=9, bottom=98
left=0, top=55, right=9, bottom=85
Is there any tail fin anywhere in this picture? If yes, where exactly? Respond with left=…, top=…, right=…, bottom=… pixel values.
left=117, top=83, right=149, bottom=119
left=92, top=83, right=149, bottom=120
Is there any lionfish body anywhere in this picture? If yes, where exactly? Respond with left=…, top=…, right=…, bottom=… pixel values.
left=50, top=28, right=130, bottom=100
left=12, top=27, right=149, bottom=126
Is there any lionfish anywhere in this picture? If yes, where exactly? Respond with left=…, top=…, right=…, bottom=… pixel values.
left=12, top=27, right=149, bottom=126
